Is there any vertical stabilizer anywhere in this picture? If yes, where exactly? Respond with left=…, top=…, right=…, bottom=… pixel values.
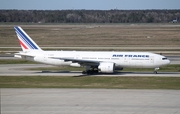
left=14, top=26, right=42, bottom=51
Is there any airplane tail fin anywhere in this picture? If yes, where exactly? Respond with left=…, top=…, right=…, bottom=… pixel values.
left=14, top=26, right=42, bottom=51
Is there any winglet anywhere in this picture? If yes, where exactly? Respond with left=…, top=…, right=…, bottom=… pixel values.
left=14, top=26, right=42, bottom=51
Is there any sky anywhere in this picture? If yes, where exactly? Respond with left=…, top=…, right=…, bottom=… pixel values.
left=0, top=0, right=180, bottom=10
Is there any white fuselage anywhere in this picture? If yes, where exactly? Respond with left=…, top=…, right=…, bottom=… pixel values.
left=18, top=50, right=170, bottom=69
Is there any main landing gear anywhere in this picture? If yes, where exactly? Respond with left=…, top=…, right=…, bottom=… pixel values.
left=154, top=67, right=159, bottom=74
left=82, top=66, right=99, bottom=75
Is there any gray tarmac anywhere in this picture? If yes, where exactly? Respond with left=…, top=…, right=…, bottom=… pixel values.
left=1, top=55, right=180, bottom=114
left=1, top=89, right=180, bottom=114
left=0, top=64, right=180, bottom=77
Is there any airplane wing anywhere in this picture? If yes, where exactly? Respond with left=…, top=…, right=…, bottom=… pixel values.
left=50, top=57, right=100, bottom=66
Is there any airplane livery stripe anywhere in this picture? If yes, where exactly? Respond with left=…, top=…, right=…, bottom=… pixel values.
left=15, top=27, right=38, bottom=49
left=16, top=32, right=32, bottom=49
left=15, top=27, right=34, bottom=49
left=18, top=39, right=28, bottom=49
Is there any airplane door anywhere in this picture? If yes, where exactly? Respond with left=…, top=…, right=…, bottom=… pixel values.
left=124, top=57, right=130, bottom=64
left=44, top=54, right=47, bottom=61
left=150, top=56, right=154, bottom=63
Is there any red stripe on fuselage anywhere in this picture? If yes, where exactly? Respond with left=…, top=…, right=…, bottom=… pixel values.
left=19, top=39, right=28, bottom=49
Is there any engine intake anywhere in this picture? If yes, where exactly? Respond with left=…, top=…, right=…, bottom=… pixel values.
left=98, top=62, right=115, bottom=73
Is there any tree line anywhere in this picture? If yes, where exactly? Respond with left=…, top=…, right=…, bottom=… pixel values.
left=0, top=10, right=179, bottom=23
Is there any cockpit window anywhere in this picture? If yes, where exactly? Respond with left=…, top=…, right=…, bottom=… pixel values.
left=162, top=58, right=168, bottom=60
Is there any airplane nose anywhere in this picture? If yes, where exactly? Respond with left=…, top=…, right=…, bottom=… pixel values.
left=167, top=59, right=170, bottom=65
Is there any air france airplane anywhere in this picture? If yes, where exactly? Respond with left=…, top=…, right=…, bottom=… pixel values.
left=14, top=26, right=170, bottom=74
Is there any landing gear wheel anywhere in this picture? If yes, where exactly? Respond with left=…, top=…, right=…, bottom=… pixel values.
left=82, top=70, right=98, bottom=75
left=82, top=66, right=99, bottom=75
left=94, top=70, right=99, bottom=74
left=87, top=70, right=94, bottom=75
left=82, top=70, right=92, bottom=75
left=154, top=71, right=157, bottom=74
left=82, top=71, right=86, bottom=74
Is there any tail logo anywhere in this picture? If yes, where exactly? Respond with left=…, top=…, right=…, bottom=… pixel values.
left=18, top=39, right=28, bottom=49
left=14, top=26, right=39, bottom=50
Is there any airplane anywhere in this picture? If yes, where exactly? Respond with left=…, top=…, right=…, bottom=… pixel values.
left=14, top=26, right=170, bottom=74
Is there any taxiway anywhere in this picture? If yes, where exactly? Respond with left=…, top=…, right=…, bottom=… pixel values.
left=0, top=64, right=180, bottom=77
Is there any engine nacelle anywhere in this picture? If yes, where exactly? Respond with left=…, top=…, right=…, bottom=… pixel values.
left=70, top=63, right=81, bottom=67
left=98, top=62, right=115, bottom=73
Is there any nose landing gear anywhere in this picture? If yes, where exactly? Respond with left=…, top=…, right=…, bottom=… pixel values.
left=154, top=68, right=159, bottom=74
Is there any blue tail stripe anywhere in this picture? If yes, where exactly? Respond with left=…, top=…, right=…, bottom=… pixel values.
left=15, top=27, right=35, bottom=49
left=15, top=27, right=38, bottom=49
left=16, top=31, right=33, bottom=49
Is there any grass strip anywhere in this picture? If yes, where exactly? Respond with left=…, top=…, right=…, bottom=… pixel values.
left=0, top=76, right=180, bottom=89
left=0, top=59, right=38, bottom=64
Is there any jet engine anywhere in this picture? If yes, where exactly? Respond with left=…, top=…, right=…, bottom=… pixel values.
left=98, top=62, right=115, bottom=73
left=70, top=63, right=81, bottom=67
